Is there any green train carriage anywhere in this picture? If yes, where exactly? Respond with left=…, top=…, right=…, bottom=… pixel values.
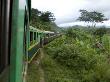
left=28, top=26, right=56, bottom=63
left=0, top=0, right=31, bottom=82
left=0, top=0, right=58, bottom=82
left=28, top=26, right=43, bottom=63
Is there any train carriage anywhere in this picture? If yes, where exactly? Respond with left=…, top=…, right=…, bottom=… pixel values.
left=28, top=26, right=43, bottom=63
left=0, top=0, right=58, bottom=82
left=0, top=0, right=31, bottom=82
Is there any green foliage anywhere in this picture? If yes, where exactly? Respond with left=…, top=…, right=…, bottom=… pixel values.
left=93, top=27, right=107, bottom=38
left=41, top=53, right=79, bottom=82
left=44, top=27, right=110, bottom=82
left=65, top=27, right=92, bottom=41
left=78, top=9, right=108, bottom=27
left=30, top=8, right=59, bottom=31
left=65, top=28, right=77, bottom=38
left=40, top=11, right=55, bottom=22
left=78, top=10, right=90, bottom=22
left=93, top=27, right=107, bottom=43
left=27, top=62, right=40, bottom=82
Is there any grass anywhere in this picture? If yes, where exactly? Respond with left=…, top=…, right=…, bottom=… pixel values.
left=27, top=51, right=41, bottom=82
left=27, top=61, right=40, bottom=82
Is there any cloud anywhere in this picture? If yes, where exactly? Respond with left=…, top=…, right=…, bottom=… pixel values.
left=32, top=0, right=110, bottom=27
left=58, top=20, right=110, bottom=27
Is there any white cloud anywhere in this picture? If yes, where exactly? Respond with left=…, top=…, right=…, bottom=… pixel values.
left=32, top=0, right=110, bottom=27
left=58, top=20, right=110, bottom=27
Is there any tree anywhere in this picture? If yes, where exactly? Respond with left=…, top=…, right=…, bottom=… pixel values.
left=30, top=8, right=41, bottom=27
left=30, top=8, right=56, bottom=31
left=77, top=10, right=90, bottom=22
left=78, top=9, right=108, bottom=27
left=40, top=11, right=55, bottom=22
left=31, top=8, right=41, bottom=19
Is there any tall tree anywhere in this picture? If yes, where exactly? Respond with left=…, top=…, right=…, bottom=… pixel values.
left=30, top=8, right=56, bottom=31
left=31, top=8, right=41, bottom=20
left=40, top=11, right=55, bottom=22
left=77, top=9, right=108, bottom=27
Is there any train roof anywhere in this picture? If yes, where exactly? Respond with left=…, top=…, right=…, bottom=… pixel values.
left=29, top=26, right=42, bottom=32
left=43, top=31, right=54, bottom=34
left=29, top=26, right=54, bottom=34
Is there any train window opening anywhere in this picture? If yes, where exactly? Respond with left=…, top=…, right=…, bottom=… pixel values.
left=37, top=32, right=39, bottom=38
left=36, top=32, right=38, bottom=41
left=50, top=33, right=53, bottom=36
left=30, top=31, right=33, bottom=45
left=34, top=32, right=36, bottom=44
left=46, top=34, right=49, bottom=38
left=37, top=32, right=40, bottom=42
left=34, top=32, right=36, bottom=40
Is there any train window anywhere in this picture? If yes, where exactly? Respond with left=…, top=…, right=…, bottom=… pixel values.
left=36, top=32, right=39, bottom=42
left=46, top=34, right=49, bottom=37
left=37, top=32, right=39, bottom=38
left=34, top=32, right=36, bottom=40
left=30, top=32, right=33, bottom=45
left=50, top=33, right=53, bottom=36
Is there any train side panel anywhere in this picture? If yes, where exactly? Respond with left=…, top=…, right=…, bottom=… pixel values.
left=10, top=0, right=30, bottom=82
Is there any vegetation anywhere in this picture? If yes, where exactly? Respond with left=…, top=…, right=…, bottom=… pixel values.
left=78, top=10, right=108, bottom=27
left=42, top=27, right=110, bottom=82
left=93, top=27, right=107, bottom=42
left=27, top=51, right=41, bottom=82
left=41, top=53, right=76, bottom=82
left=27, top=62, right=40, bottom=82
left=30, top=8, right=60, bottom=32
left=29, top=8, right=110, bottom=82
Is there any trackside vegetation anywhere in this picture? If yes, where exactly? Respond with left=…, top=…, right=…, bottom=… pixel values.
left=30, top=8, right=61, bottom=32
left=42, top=27, right=110, bottom=82
left=28, top=8, right=110, bottom=82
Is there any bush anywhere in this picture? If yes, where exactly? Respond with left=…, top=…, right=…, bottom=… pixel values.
left=44, top=28, right=110, bottom=82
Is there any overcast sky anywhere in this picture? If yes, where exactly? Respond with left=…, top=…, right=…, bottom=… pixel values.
left=32, top=0, right=110, bottom=27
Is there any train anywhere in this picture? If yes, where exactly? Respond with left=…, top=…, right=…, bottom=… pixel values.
left=0, top=0, right=59, bottom=82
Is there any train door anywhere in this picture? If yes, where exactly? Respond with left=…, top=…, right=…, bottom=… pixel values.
left=40, top=33, right=43, bottom=47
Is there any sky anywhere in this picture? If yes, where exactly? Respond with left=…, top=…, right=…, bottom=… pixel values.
left=32, top=0, right=110, bottom=27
